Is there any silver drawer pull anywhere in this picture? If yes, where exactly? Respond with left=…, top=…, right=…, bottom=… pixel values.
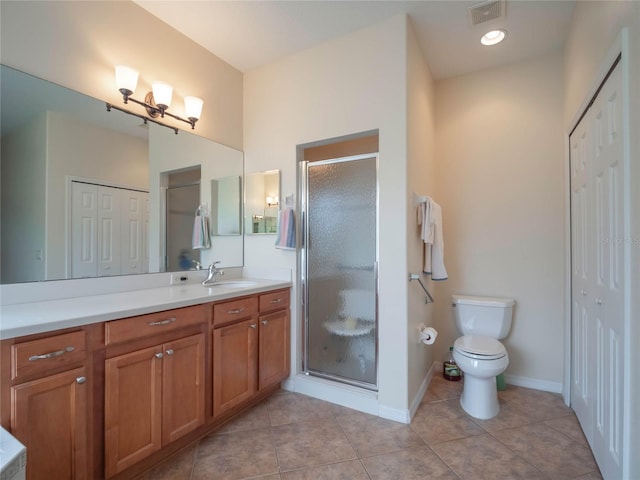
left=155, top=352, right=164, bottom=359
left=261, top=320, right=268, bottom=325
left=269, top=298, right=283, bottom=304
left=165, top=349, right=174, bottom=356
left=76, top=376, right=87, bottom=384
left=148, top=317, right=176, bottom=326
left=29, top=345, right=75, bottom=361
left=249, top=324, right=257, bottom=329
left=228, top=307, right=245, bottom=315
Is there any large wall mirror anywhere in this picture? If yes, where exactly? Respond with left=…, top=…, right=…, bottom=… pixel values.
left=0, top=64, right=244, bottom=284
left=245, top=170, right=280, bottom=235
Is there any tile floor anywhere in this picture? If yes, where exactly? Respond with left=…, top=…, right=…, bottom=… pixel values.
left=136, top=376, right=602, bottom=479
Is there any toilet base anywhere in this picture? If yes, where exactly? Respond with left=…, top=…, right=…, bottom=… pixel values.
left=460, top=374, right=500, bottom=419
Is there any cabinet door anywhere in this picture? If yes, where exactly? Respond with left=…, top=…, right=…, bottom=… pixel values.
left=162, top=334, right=205, bottom=444
left=213, top=319, right=257, bottom=417
left=11, top=367, right=88, bottom=480
left=258, top=309, right=290, bottom=390
left=105, top=346, right=162, bottom=477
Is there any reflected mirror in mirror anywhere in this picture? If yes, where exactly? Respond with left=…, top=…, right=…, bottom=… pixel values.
left=211, top=176, right=242, bottom=236
left=245, top=170, right=280, bottom=235
left=0, top=65, right=244, bottom=284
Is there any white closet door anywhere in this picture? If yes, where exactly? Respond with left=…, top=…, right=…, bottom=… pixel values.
left=120, top=190, right=143, bottom=275
left=142, top=194, right=150, bottom=273
left=590, top=62, right=624, bottom=480
left=570, top=107, right=594, bottom=443
left=98, top=186, right=121, bottom=277
left=71, top=182, right=98, bottom=278
left=570, top=60, right=625, bottom=480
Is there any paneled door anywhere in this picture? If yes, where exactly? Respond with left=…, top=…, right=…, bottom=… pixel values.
left=570, top=58, right=626, bottom=480
left=71, top=182, right=149, bottom=278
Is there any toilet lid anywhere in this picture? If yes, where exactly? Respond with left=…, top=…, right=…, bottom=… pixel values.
left=454, top=335, right=506, bottom=360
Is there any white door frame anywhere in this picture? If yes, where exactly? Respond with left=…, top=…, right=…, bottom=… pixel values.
left=564, top=28, right=631, bottom=478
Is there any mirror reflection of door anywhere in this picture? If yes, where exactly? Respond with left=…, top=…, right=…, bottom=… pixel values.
left=165, top=168, right=201, bottom=271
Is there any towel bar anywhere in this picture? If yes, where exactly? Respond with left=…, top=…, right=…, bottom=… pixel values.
left=409, top=274, right=434, bottom=303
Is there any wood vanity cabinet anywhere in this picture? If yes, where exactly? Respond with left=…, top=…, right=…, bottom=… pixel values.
left=103, top=306, right=206, bottom=478
left=258, top=289, right=290, bottom=390
left=0, top=329, right=92, bottom=480
left=212, top=289, right=290, bottom=417
left=0, top=286, right=290, bottom=480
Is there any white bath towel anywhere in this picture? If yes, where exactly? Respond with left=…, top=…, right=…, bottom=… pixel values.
left=417, top=197, right=447, bottom=280
left=192, top=206, right=211, bottom=250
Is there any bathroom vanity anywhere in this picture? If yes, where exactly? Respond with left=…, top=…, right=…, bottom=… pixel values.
left=0, top=279, right=291, bottom=480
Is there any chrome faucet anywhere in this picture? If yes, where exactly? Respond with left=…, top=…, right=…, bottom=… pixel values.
left=202, top=261, right=224, bottom=285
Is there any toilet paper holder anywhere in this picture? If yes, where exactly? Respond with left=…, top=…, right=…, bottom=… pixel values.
left=409, top=273, right=434, bottom=303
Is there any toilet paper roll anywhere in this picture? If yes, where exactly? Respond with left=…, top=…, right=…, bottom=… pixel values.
left=419, top=326, right=438, bottom=345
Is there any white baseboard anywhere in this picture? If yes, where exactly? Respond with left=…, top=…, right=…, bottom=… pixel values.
left=504, top=373, right=563, bottom=394
left=408, top=362, right=436, bottom=421
left=378, top=404, right=410, bottom=424
left=289, top=374, right=380, bottom=416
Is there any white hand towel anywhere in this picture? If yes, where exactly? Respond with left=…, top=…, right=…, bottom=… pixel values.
left=418, top=198, right=447, bottom=280
left=192, top=206, right=211, bottom=250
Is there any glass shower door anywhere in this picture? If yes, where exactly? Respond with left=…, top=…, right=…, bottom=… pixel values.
left=303, top=154, right=377, bottom=389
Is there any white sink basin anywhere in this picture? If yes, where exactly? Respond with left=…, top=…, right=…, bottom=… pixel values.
left=204, top=280, right=257, bottom=288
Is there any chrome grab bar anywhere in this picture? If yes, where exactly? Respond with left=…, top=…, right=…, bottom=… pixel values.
left=409, top=273, right=434, bottom=303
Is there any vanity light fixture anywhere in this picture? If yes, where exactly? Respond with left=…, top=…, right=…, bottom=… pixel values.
left=266, top=196, right=279, bottom=207
left=106, top=65, right=204, bottom=134
left=481, top=29, right=507, bottom=46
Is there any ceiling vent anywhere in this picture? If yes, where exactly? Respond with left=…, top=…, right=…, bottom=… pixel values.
left=468, top=0, right=506, bottom=26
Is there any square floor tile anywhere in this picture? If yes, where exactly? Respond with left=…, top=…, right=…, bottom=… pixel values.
left=362, top=446, right=460, bottom=480
left=272, top=418, right=357, bottom=471
left=192, top=427, right=278, bottom=480
left=411, top=399, right=485, bottom=444
left=280, top=460, right=369, bottom=479
left=492, top=423, right=599, bottom=478
left=339, top=411, right=427, bottom=457
left=431, top=433, right=545, bottom=479
left=266, top=392, right=336, bottom=426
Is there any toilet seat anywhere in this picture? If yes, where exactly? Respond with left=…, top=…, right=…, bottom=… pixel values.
left=454, top=335, right=506, bottom=360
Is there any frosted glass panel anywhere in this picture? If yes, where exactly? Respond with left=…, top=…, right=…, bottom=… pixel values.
left=305, top=156, right=377, bottom=388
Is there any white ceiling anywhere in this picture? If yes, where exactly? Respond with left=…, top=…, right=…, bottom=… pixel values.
left=135, top=0, right=575, bottom=79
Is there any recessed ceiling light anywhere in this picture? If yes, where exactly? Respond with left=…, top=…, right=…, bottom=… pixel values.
left=481, top=29, right=507, bottom=46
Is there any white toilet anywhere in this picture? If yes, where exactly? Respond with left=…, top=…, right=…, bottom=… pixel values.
left=451, top=294, right=515, bottom=420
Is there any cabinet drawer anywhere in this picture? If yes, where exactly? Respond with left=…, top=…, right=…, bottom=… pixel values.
left=105, top=304, right=207, bottom=345
left=259, top=289, right=290, bottom=313
left=11, top=330, right=86, bottom=381
left=213, top=296, right=258, bottom=327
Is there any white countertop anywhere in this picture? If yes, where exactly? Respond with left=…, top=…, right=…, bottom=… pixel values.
left=0, top=278, right=291, bottom=340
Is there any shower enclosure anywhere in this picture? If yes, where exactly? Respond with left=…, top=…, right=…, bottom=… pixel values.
left=301, top=154, right=378, bottom=389
left=165, top=169, right=201, bottom=271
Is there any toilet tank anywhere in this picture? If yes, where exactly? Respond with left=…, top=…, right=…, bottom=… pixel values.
left=452, top=295, right=515, bottom=339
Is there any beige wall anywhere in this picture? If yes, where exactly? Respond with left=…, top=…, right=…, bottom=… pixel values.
left=406, top=21, right=438, bottom=409
left=0, top=1, right=243, bottom=149
left=434, top=52, right=565, bottom=389
left=46, top=112, right=149, bottom=280
left=564, top=2, right=640, bottom=475
left=244, top=15, right=410, bottom=413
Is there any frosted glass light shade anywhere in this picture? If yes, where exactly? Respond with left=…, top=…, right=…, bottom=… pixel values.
left=152, top=82, right=173, bottom=109
left=115, top=65, right=138, bottom=95
left=481, top=29, right=506, bottom=46
left=184, top=96, right=204, bottom=120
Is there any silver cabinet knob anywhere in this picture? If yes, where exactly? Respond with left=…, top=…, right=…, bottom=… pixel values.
left=165, top=349, right=174, bottom=356
left=581, top=289, right=587, bottom=296
left=155, top=352, right=164, bottom=359
left=596, top=298, right=604, bottom=305
left=261, top=320, right=268, bottom=325
left=76, top=376, right=87, bottom=384
left=249, top=324, right=257, bottom=329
